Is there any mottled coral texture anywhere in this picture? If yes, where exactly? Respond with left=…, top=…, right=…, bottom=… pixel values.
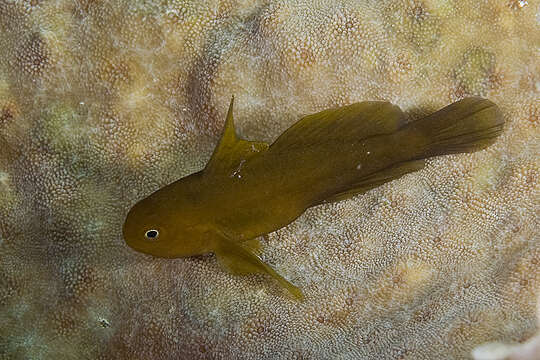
left=0, top=0, right=538, bottom=359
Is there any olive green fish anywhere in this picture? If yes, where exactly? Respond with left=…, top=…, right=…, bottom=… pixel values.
left=123, top=96, right=504, bottom=300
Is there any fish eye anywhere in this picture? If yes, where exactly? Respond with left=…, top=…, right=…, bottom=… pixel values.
left=144, top=229, right=159, bottom=240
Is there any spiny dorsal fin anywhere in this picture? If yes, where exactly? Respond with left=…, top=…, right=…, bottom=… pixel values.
left=204, top=96, right=269, bottom=176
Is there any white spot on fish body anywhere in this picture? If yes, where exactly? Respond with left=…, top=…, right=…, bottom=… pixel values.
left=356, top=163, right=362, bottom=170
left=230, top=159, right=246, bottom=179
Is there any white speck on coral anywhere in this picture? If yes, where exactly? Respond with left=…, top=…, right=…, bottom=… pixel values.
left=98, top=317, right=110, bottom=328
left=209, top=309, right=220, bottom=319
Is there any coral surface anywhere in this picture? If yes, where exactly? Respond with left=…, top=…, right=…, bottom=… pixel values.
left=473, top=297, right=540, bottom=360
left=0, top=0, right=539, bottom=359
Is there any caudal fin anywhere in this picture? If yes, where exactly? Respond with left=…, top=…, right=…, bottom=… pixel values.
left=406, top=97, right=504, bottom=157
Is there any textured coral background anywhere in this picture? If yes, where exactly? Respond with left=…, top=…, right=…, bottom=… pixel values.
left=0, top=0, right=539, bottom=359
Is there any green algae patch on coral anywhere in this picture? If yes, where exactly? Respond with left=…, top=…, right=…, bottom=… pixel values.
left=38, top=102, right=89, bottom=153
left=454, top=47, right=496, bottom=96
left=383, top=1, right=443, bottom=52
left=0, top=171, right=15, bottom=206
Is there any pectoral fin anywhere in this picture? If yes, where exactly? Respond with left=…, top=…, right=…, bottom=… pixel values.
left=242, top=238, right=262, bottom=254
left=213, top=236, right=304, bottom=300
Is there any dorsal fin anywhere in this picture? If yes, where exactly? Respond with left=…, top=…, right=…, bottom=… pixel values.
left=204, top=96, right=268, bottom=176
left=269, top=101, right=407, bottom=152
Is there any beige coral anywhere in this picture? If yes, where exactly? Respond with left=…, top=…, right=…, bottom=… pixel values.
left=473, top=297, right=540, bottom=360
left=0, top=0, right=538, bottom=359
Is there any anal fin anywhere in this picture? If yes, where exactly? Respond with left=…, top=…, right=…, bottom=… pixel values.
left=316, top=159, right=426, bottom=205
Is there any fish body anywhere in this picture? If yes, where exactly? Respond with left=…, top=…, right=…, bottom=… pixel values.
left=123, top=96, right=504, bottom=300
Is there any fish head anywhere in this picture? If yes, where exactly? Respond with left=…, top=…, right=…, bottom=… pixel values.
left=122, top=177, right=212, bottom=258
